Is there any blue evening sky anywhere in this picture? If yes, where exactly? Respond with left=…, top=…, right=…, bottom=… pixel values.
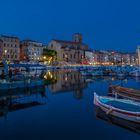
left=0, top=0, right=140, bottom=52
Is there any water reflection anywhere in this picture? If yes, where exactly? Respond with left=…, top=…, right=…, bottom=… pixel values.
left=0, top=86, right=46, bottom=119
left=44, top=70, right=87, bottom=99
left=1, top=70, right=140, bottom=140
left=95, top=106, right=140, bottom=135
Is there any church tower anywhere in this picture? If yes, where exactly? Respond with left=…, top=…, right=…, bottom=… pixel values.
left=73, top=33, right=82, bottom=43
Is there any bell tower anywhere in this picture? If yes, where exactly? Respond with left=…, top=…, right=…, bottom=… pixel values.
left=73, top=33, right=82, bottom=43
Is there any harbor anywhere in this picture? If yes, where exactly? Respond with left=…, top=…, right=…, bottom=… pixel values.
left=0, top=67, right=140, bottom=139
left=1, top=0, right=140, bottom=139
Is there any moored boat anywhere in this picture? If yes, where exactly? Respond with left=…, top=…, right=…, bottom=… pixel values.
left=94, top=92, right=140, bottom=123
left=0, top=79, right=44, bottom=90
left=109, top=85, right=140, bottom=101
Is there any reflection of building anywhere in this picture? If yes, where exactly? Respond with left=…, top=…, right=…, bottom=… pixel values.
left=20, top=40, right=44, bottom=61
left=47, top=70, right=87, bottom=99
left=0, top=86, right=46, bottom=118
left=48, top=33, right=88, bottom=64
left=0, top=35, right=20, bottom=61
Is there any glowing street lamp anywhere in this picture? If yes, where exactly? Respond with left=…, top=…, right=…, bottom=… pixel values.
left=4, top=49, right=8, bottom=61
left=4, top=50, right=7, bottom=54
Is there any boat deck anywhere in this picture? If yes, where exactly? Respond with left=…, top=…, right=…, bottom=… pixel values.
left=101, top=98, right=140, bottom=112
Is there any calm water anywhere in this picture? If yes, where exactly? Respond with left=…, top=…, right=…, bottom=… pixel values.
left=0, top=70, right=140, bottom=140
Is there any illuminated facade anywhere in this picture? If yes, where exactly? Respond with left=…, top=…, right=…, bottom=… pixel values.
left=0, top=40, right=3, bottom=60
left=48, top=33, right=88, bottom=64
left=92, top=50, right=137, bottom=65
left=85, top=50, right=94, bottom=64
left=0, top=35, right=20, bottom=61
left=20, top=40, right=44, bottom=61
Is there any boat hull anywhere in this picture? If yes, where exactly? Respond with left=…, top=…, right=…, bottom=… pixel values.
left=94, top=93, right=140, bottom=123
left=109, top=85, right=140, bottom=101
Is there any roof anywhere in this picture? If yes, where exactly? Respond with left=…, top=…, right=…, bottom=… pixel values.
left=1, top=35, right=19, bottom=39
left=53, top=39, right=87, bottom=46
left=22, top=39, right=42, bottom=44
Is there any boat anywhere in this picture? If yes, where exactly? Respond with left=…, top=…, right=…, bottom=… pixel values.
left=109, top=85, right=140, bottom=101
left=94, top=92, right=140, bottom=123
left=0, top=78, right=44, bottom=90
left=129, top=69, right=140, bottom=77
left=95, top=106, right=140, bottom=135
left=117, top=72, right=125, bottom=78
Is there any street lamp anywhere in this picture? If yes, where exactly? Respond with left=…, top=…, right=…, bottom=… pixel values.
left=4, top=49, right=7, bottom=61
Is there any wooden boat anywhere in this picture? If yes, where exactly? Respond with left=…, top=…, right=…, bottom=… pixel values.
left=94, top=92, right=140, bottom=123
left=109, top=85, right=140, bottom=101
left=95, top=106, right=140, bottom=135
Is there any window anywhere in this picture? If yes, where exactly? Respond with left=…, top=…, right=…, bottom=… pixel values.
left=63, top=54, right=65, bottom=58
left=74, top=54, right=76, bottom=58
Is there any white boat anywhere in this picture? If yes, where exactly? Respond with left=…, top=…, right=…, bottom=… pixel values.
left=94, top=92, right=140, bottom=123
left=130, top=70, right=140, bottom=77
left=117, top=72, right=125, bottom=77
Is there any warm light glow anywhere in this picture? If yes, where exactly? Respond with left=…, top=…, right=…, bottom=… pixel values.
left=43, top=56, right=46, bottom=59
left=4, top=50, right=7, bottom=54
left=44, top=71, right=53, bottom=79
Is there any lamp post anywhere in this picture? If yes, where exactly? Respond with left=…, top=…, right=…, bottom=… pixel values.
left=4, top=49, right=7, bottom=62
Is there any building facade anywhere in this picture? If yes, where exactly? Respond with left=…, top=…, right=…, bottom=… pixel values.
left=92, top=50, right=137, bottom=65
left=85, top=50, right=94, bottom=64
left=48, top=33, right=88, bottom=64
left=20, top=40, right=44, bottom=61
left=0, top=35, right=20, bottom=61
left=0, top=40, right=3, bottom=60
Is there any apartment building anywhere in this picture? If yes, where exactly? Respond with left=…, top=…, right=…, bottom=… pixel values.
left=0, top=35, right=20, bottom=61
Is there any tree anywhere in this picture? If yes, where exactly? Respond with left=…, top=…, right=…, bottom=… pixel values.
left=41, top=49, right=57, bottom=65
